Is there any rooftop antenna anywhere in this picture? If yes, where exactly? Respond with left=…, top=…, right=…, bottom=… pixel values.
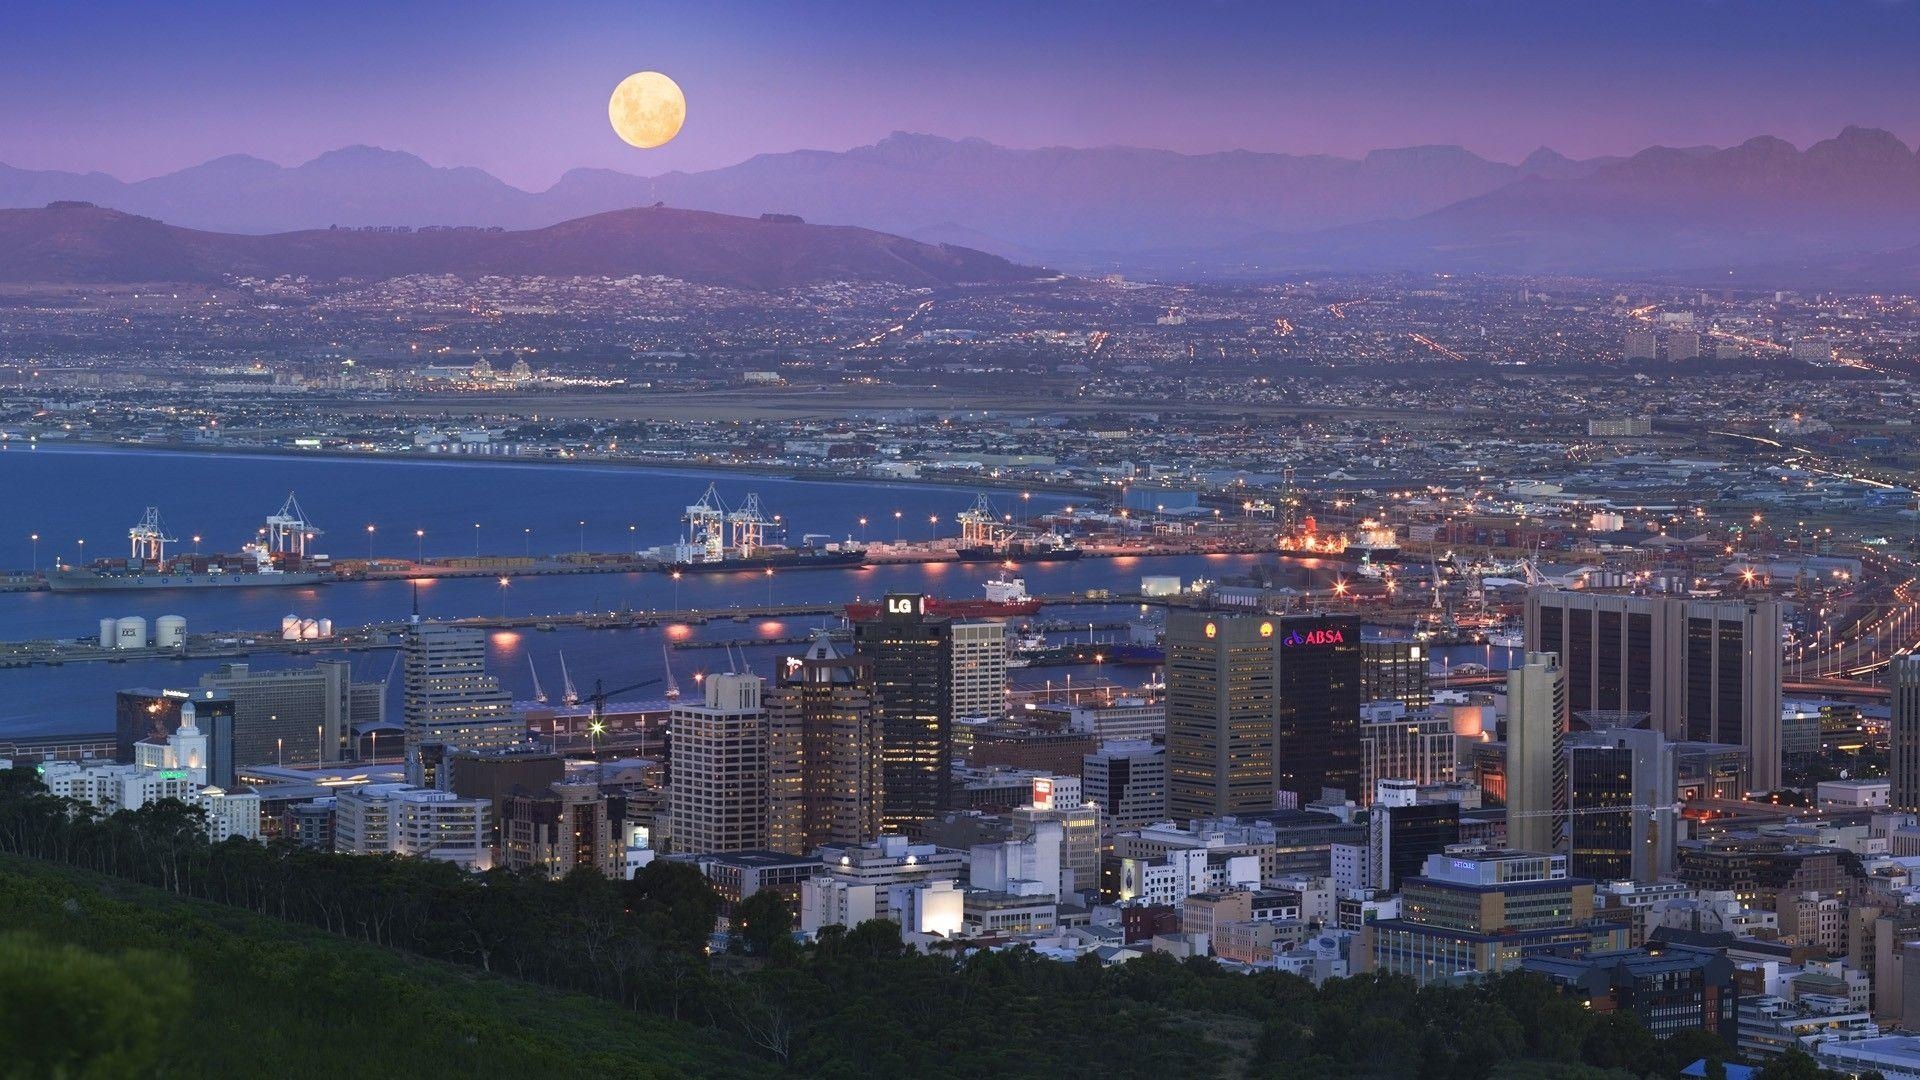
left=409, top=581, right=421, bottom=624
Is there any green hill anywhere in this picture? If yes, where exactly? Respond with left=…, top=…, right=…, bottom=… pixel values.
left=0, top=855, right=772, bottom=1079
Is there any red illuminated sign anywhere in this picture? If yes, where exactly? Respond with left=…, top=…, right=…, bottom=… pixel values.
left=1282, top=628, right=1346, bottom=647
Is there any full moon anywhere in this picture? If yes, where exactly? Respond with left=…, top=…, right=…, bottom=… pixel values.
left=608, top=71, right=686, bottom=149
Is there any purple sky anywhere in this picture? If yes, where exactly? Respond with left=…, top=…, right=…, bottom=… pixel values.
left=7, top=1, right=1920, bottom=189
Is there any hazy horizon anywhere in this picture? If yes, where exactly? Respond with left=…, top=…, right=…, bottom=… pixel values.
left=9, top=1, right=1920, bottom=188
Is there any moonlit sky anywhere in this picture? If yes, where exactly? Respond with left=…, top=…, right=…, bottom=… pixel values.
left=7, top=0, right=1920, bottom=189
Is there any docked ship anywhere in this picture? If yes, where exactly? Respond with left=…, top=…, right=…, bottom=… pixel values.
left=952, top=493, right=1082, bottom=562
left=656, top=485, right=866, bottom=575
left=45, top=496, right=334, bottom=592
left=844, top=574, right=1043, bottom=621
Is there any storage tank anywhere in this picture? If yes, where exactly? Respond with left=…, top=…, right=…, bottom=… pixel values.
left=98, top=618, right=117, bottom=649
left=315, top=618, right=333, bottom=639
left=282, top=614, right=302, bottom=641
left=298, top=618, right=320, bottom=640
left=114, top=616, right=147, bottom=650
left=155, top=615, right=187, bottom=649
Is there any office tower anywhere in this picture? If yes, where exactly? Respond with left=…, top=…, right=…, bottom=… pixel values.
left=1083, top=740, right=1168, bottom=829
left=950, top=620, right=1009, bottom=723
left=1892, top=656, right=1920, bottom=812
left=401, top=624, right=519, bottom=757
left=669, top=672, right=767, bottom=853
left=1507, top=651, right=1568, bottom=853
left=1275, top=615, right=1364, bottom=802
left=765, top=631, right=882, bottom=854
left=1526, top=589, right=1783, bottom=791
left=114, top=687, right=237, bottom=785
left=1667, top=331, right=1701, bottom=361
left=1166, top=609, right=1278, bottom=820
left=1360, top=640, right=1432, bottom=708
left=1624, top=329, right=1658, bottom=360
left=1358, top=700, right=1459, bottom=794
left=501, top=780, right=622, bottom=879
left=1367, top=779, right=1462, bottom=891
left=199, top=659, right=384, bottom=767
left=1568, top=721, right=1677, bottom=884
left=854, top=595, right=953, bottom=836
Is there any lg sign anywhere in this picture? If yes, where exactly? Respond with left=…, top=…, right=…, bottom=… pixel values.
left=1283, top=627, right=1346, bottom=647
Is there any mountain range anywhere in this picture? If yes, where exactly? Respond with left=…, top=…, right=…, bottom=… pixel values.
left=9, top=127, right=1920, bottom=283
left=0, top=202, right=1039, bottom=289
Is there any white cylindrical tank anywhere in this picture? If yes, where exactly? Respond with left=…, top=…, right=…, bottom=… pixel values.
left=114, top=616, right=147, bottom=651
left=155, top=615, right=187, bottom=649
left=298, top=618, right=319, bottom=640
left=282, top=614, right=302, bottom=641
left=98, top=618, right=117, bottom=649
left=316, top=618, right=333, bottom=638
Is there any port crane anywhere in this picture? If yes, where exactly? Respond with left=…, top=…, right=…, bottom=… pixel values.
left=684, top=484, right=728, bottom=561
left=957, top=493, right=1008, bottom=549
left=264, top=491, right=320, bottom=558
left=128, top=506, right=177, bottom=563
left=728, top=492, right=773, bottom=555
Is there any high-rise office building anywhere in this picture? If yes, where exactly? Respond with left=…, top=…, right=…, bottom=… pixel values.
left=1624, top=329, right=1659, bottom=360
left=765, top=631, right=882, bottom=854
left=1507, top=651, right=1568, bottom=853
left=854, top=595, right=954, bottom=836
left=1526, top=589, right=1782, bottom=792
left=669, top=672, right=767, bottom=853
left=1358, top=700, right=1459, bottom=794
left=1891, top=656, right=1920, bottom=812
left=1166, top=609, right=1278, bottom=820
left=1367, top=779, right=1462, bottom=891
left=950, top=621, right=1009, bottom=723
left=199, top=659, right=385, bottom=767
left=1568, top=721, right=1677, bottom=884
left=1083, top=740, right=1168, bottom=829
left=400, top=624, right=519, bottom=758
left=1360, top=640, right=1432, bottom=709
left=1275, top=615, right=1364, bottom=802
left=1667, top=331, right=1701, bottom=361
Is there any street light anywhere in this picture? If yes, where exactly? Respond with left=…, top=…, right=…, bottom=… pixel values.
left=893, top=510, right=902, bottom=542
left=27, top=534, right=36, bottom=572
left=578, top=520, right=586, bottom=553
left=766, top=566, right=775, bottom=606
left=498, top=576, right=511, bottom=617
left=672, top=569, right=683, bottom=611
left=473, top=522, right=481, bottom=556
left=366, top=524, right=375, bottom=560
left=523, top=527, right=532, bottom=555
left=415, top=529, right=425, bottom=563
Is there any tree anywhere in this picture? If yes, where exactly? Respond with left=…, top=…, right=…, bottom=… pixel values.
left=1757, top=1049, right=1823, bottom=1080
left=0, top=931, right=189, bottom=1078
left=732, top=889, right=792, bottom=957
left=623, top=860, right=718, bottom=950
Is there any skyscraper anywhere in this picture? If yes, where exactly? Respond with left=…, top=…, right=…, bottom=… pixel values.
left=1166, top=609, right=1278, bottom=820
left=1892, top=656, right=1920, bottom=812
left=400, top=624, right=518, bottom=757
left=1568, top=722, right=1677, bottom=884
left=765, top=630, right=882, bottom=854
left=1360, top=640, right=1432, bottom=709
left=1526, top=589, right=1782, bottom=792
left=1275, top=614, right=1364, bottom=802
left=1507, top=651, right=1568, bottom=854
left=669, top=672, right=767, bottom=853
left=855, top=595, right=953, bottom=836
left=949, top=620, right=1009, bottom=723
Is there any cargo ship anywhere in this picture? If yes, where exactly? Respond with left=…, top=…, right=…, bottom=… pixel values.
left=953, top=494, right=1083, bottom=562
left=45, top=497, right=335, bottom=592
left=656, top=485, right=866, bottom=575
left=844, top=574, right=1042, bottom=621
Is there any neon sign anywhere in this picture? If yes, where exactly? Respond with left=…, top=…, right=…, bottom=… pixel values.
left=1283, top=627, right=1346, bottom=647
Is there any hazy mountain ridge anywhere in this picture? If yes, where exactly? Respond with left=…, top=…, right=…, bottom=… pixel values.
left=9, top=127, right=1920, bottom=283
left=0, top=202, right=1042, bottom=289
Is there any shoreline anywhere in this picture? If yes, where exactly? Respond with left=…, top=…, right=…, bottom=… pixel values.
left=10, top=437, right=1090, bottom=500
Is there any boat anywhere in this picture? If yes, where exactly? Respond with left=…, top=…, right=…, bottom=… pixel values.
left=663, top=645, right=682, bottom=700
left=45, top=498, right=334, bottom=592
left=844, top=573, right=1044, bottom=621
left=656, top=484, right=866, bottom=574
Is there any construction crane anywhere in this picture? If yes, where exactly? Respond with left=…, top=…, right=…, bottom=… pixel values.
left=584, top=676, right=665, bottom=736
